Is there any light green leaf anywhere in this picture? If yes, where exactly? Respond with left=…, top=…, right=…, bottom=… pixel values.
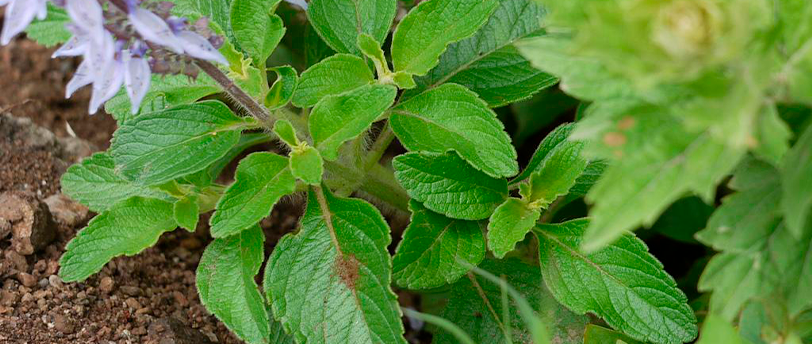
left=309, top=84, right=397, bottom=160
left=265, top=66, right=298, bottom=110
left=511, top=123, right=575, bottom=186
left=434, top=258, right=588, bottom=344
left=307, top=0, right=397, bottom=55
left=567, top=160, right=607, bottom=198
left=696, top=182, right=782, bottom=251
left=197, top=225, right=269, bottom=344
left=59, top=197, right=177, bottom=282
left=407, top=0, right=556, bottom=107
left=781, top=124, right=812, bottom=238
left=25, top=4, right=71, bottom=47
left=696, top=315, right=749, bottom=344
left=535, top=219, right=698, bottom=344
left=487, top=198, right=540, bottom=259
left=392, top=201, right=485, bottom=289
left=390, top=83, right=518, bottom=178
left=105, top=74, right=220, bottom=123
left=273, top=119, right=299, bottom=147
left=393, top=152, right=508, bottom=220
left=173, top=0, right=236, bottom=46
left=290, top=145, right=324, bottom=185
left=264, top=189, right=406, bottom=344
left=231, top=0, right=285, bottom=63
left=357, top=33, right=390, bottom=78
left=174, top=195, right=200, bottom=232
left=519, top=140, right=587, bottom=206
left=292, top=54, right=374, bottom=108
left=111, top=101, right=250, bottom=185
left=180, top=132, right=273, bottom=188
left=754, top=104, right=792, bottom=166
left=392, top=0, right=499, bottom=76
left=583, top=325, right=644, bottom=344
left=60, top=153, right=169, bottom=212
left=210, top=152, right=296, bottom=238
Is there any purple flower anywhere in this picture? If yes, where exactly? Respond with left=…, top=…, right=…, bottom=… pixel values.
left=123, top=52, right=151, bottom=114
left=0, top=0, right=48, bottom=45
left=176, top=30, right=229, bottom=66
left=64, top=0, right=104, bottom=44
left=129, top=7, right=184, bottom=53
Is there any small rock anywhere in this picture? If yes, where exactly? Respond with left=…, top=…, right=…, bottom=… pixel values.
left=121, top=285, right=141, bottom=296
left=48, top=275, right=63, bottom=289
left=21, top=292, right=33, bottom=303
left=132, top=326, right=147, bottom=336
left=125, top=297, right=141, bottom=310
left=17, top=272, right=36, bottom=288
left=149, top=317, right=215, bottom=344
left=0, top=192, right=56, bottom=255
left=99, top=276, right=114, bottom=293
left=38, top=278, right=49, bottom=288
left=53, top=314, right=76, bottom=334
left=44, top=193, right=90, bottom=227
left=172, top=291, right=188, bottom=307
left=4, top=247, right=28, bottom=272
left=0, top=290, right=17, bottom=306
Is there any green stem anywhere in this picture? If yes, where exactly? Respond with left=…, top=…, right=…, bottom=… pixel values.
left=362, top=123, right=395, bottom=172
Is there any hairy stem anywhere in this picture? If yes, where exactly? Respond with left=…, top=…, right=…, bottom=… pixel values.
left=196, top=60, right=273, bottom=125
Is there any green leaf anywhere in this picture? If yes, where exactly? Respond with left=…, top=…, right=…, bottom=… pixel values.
left=392, top=201, right=485, bottom=289
left=231, top=0, right=285, bottom=63
left=264, top=189, right=406, bottom=344
left=180, top=132, right=273, bottom=188
left=357, top=33, right=390, bottom=78
left=393, top=152, right=508, bottom=220
left=173, top=0, right=235, bottom=44
left=696, top=315, right=748, bottom=344
left=487, top=198, right=541, bottom=259
left=535, top=219, right=698, bottom=344
left=24, top=4, right=70, bottom=47
left=197, top=225, right=269, bottom=344
left=407, top=0, right=557, bottom=107
left=754, top=104, right=792, bottom=166
left=566, top=160, right=607, bottom=198
left=782, top=124, right=812, bottom=238
left=390, top=83, right=518, bottom=178
left=696, top=182, right=782, bottom=252
left=268, top=304, right=296, bottom=344
left=59, top=197, right=177, bottom=282
left=510, top=123, right=575, bottom=186
left=105, top=74, right=220, bottom=122
left=174, top=195, right=200, bottom=232
left=519, top=140, right=587, bottom=206
left=309, top=84, right=397, bottom=160
left=583, top=325, right=644, bottom=344
left=290, top=145, right=324, bottom=185
left=273, top=119, right=299, bottom=147
left=210, top=152, right=296, bottom=238
left=391, top=0, right=499, bottom=76
left=60, top=153, right=169, bottom=212
left=111, top=101, right=249, bottom=185
left=265, top=66, right=298, bottom=110
left=306, top=0, right=397, bottom=55
left=434, top=258, right=588, bottom=344
left=292, top=54, right=374, bottom=108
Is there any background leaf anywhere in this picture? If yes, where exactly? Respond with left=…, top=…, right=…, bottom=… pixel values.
left=307, top=0, right=397, bottom=55
left=231, top=0, right=285, bottom=63
left=781, top=125, right=812, bottom=238
left=25, top=4, right=70, bottom=47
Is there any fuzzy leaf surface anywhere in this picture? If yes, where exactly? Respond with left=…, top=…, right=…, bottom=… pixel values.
left=25, top=4, right=70, bottom=47
left=390, top=84, right=518, bottom=178
left=392, top=201, right=485, bottom=289
left=520, top=140, right=587, bottom=205
left=265, top=66, right=298, bottom=110
left=290, top=146, right=324, bottom=185
left=292, top=54, right=374, bottom=107
left=111, top=101, right=248, bottom=185
left=209, top=152, right=296, bottom=238
left=59, top=197, right=177, bottom=282
left=197, top=225, right=269, bottom=344
left=264, top=190, right=406, bottom=344
left=393, top=152, right=507, bottom=220
left=231, top=0, right=285, bottom=63
left=535, top=219, right=698, bottom=344
left=487, top=198, right=540, bottom=259
left=307, top=0, right=397, bottom=55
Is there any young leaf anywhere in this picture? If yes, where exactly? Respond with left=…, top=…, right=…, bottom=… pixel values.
left=434, top=258, right=588, bottom=344
left=393, top=152, right=508, bottom=220
left=392, top=201, right=486, bottom=289
left=520, top=140, right=587, bottom=206
left=231, top=0, right=285, bottom=64
left=357, top=33, right=390, bottom=78
left=535, top=219, right=698, bottom=344
left=111, top=101, right=250, bottom=185
left=210, top=153, right=295, bottom=238
left=264, top=189, right=406, bottom=344
left=25, top=4, right=71, bottom=47
left=306, top=0, right=397, bottom=56
left=197, top=225, right=270, bottom=344
left=59, top=197, right=177, bottom=282
left=487, top=198, right=541, bottom=259
left=309, top=84, right=397, bottom=160
left=391, top=0, right=499, bottom=76
left=390, top=83, right=519, bottom=178
left=265, top=66, right=298, bottom=110
left=60, top=153, right=169, bottom=212
left=273, top=119, right=300, bottom=147
left=781, top=125, right=812, bottom=238
left=290, top=145, right=324, bottom=185
left=292, top=54, right=374, bottom=108
left=510, top=123, right=575, bottom=186
left=407, top=0, right=557, bottom=107
left=174, top=195, right=200, bottom=232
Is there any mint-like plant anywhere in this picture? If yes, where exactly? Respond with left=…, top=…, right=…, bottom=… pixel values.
left=3, top=0, right=811, bottom=343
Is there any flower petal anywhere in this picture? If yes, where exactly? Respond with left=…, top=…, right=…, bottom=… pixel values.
left=65, top=0, right=104, bottom=44
left=89, top=58, right=125, bottom=114
left=85, top=32, right=115, bottom=81
left=129, top=8, right=184, bottom=53
left=124, top=55, right=151, bottom=114
left=176, top=30, right=228, bottom=66
left=35, top=0, right=47, bottom=20
left=1, top=0, right=40, bottom=45
left=52, top=34, right=87, bottom=58
left=65, top=60, right=93, bottom=98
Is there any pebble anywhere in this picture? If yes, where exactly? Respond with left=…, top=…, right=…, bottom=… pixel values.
left=125, top=297, right=141, bottom=310
left=53, top=314, right=75, bottom=334
left=48, top=275, right=63, bottom=289
left=99, top=276, right=114, bottom=293
left=121, top=285, right=141, bottom=296
left=17, top=272, right=36, bottom=288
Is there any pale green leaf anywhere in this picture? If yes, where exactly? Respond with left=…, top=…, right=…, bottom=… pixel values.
left=696, top=315, right=748, bottom=344
left=111, top=101, right=249, bottom=185
left=209, top=152, right=296, bottom=238
left=264, top=189, right=406, bottom=344
left=174, top=195, right=200, bottom=232
left=59, top=197, right=177, bottom=282
left=781, top=124, right=812, bottom=238
left=273, top=119, right=299, bottom=147
left=487, top=198, right=540, bottom=259
left=520, top=140, right=587, bottom=206
left=290, top=145, right=324, bottom=185
left=392, top=152, right=507, bottom=220
left=695, top=183, right=782, bottom=251
left=309, top=84, right=397, bottom=160
left=407, top=0, right=556, bottom=107
left=390, top=83, right=518, bottom=178
left=307, top=0, right=397, bottom=55
left=60, top=153, right=169, bottom=212
left=265, top=66, right=298, bottom=110
left=567, top=160, right=607, bottom=198
left=754, top=104, right=792, bottom=166
left=510, top=123, right=575, bottom=186
left=357, top=33, right=390, bottom=78
left=24, top=4, right=70, bottom=47
left=392, top=201, right=485, bottom=289
left=197, top=225, right=269, bottom=344
left=292, top=54, right=374, bottom=107
left=535, top=219, right=698, bottom=344
left=392, top=0, right=499, bottom=76
left=231, top=0, right=285, bottom=63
